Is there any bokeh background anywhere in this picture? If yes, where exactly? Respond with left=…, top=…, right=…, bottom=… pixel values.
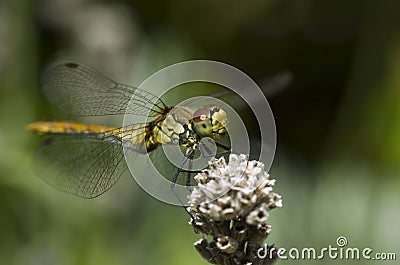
left=1, top=0, right=399, bottom=264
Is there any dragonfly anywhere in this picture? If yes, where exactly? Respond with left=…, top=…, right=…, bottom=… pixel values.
left=27, top=62, right=230, bottom=199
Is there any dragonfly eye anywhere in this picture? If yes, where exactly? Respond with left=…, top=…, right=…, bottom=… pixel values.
left=193, top=106, right=210, bottom=123
left=193, top=105, right=227, bottom=139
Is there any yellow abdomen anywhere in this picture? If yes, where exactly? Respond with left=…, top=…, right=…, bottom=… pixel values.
left=26, top=121, right=116, bottom=135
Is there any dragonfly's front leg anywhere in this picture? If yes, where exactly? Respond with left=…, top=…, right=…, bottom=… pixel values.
left=215, top=142, right=231, bottom=156
left=199, top=139, right=231, bottom=158
left=186, top=150, right=194, bottom=187
left=169, top=147, right=196, bottom=219
left=170, top=147, right=195, bottom=188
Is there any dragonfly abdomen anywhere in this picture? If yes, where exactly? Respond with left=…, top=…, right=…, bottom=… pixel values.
left=26, top=121, right=116, bottom=138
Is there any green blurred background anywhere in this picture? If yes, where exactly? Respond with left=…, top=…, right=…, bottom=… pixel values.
left=1, top=0, right=399, bottom=264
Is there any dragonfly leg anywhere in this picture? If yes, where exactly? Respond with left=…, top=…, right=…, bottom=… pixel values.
left=215, top=142, right=231, bottom=157
left=170, top=147, right=195, bottom=188
left=169, top=147, right=196, bottom=219
left=216, top=142, right=231, bottom=151
left=169, top=187, right=195, bottom=220
left=186, top=171, right=192, bottom=187
left=200, top=140, right=231, bottom=158
left=171, top=168, right=183, bottom=188
left=199, top=140, right=215, bottom=158
left=186, top=151, right=194, bottom=188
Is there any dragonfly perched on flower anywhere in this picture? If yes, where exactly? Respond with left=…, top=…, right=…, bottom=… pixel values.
left=26, top=62, right=231, bottom=198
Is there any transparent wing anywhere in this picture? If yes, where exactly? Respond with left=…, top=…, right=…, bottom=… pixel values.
left=41, top=62, right=167, bottom=117
left=184, top=70, right=292, bottom=108
left=33, top=136, right=133, bottom=198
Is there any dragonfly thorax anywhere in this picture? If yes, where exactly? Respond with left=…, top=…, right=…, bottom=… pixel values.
left=154, top=106, right=194, bottom=146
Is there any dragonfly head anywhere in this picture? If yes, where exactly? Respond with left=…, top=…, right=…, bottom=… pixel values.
left=193, top=105, right=227, bottom=139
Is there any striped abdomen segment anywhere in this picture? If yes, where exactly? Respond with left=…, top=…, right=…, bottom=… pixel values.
left=26, top=121, right=116, bottom=137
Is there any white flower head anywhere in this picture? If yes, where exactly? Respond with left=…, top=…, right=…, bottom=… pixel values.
left=188, top=154, right=282, bottom=265
left=189, top=154, right=282, bottom=225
